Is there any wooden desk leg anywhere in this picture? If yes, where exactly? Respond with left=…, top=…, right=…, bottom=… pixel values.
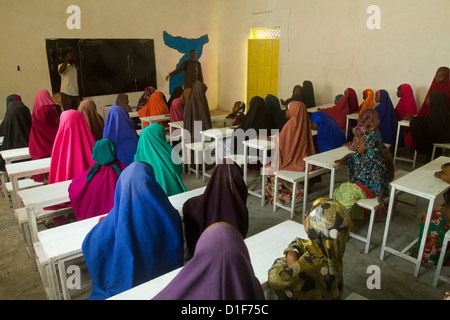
left=302, top=163, right=310, bottom=221
left=414, top=199, right=435, bottom=278
left=58, top=260, right=70, bottom=300
left=380, top=187, right=397, bottom=261
left=11, top=177, right=20, bottom=209
left=393, top=123, right=401, bottom=165
left=345, top=116, right=350, bottom=141
left=26, top=206, right=39, bottom=244
left=260, top=149, right=266, bottom=207
left=329, top=168, right=336, bottom=198
left=48, top=260, right=62, bottom=300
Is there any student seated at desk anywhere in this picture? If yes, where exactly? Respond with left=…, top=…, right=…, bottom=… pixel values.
left=69, top=139, right=125, bottom=221
left=318, top=94, right=350, bottom=132
left=0, top=100, right=32, bottom=171
left=0, top=94, right=22, bottom=136
left=395, top=84, right=417, bottom=121
left=344, top=88, right=359, bottom=114
left=137, top=91, right=169, bottom=128
left=136, top=85, right=155, bottom=111
left=183, top=162, right=248, bottom=258
left=265, top=94, right=287, bottom=132
left=29, top=91, right=59, bottom=182
left=374, top=90, right=398, bottom=154
left=169, top=97, right=184, bottom=129
left=268, top=197, right=353, bottom=300
left=359, top=89, right=374, bottom=115
left=280, top=84, right=303, bottom=109
left=82, top=161, right=184, bottom=300
left=183, top=81, right=212, bottom=143
left=264, top=101, right=316, bottom=207
left=115, top=93, right=132, bottom=113
left=302, top=80, right=316, bottom=109
left=333, top=131, right=389, bottom=220
left=103, top=104, right=138, bottom=167
left=408, top=91, right=450, bottom=159
left=225, top=101, right=246, bottom=127
left=167, top=86, right=183, bottom=111
left=407, top=187, right=450, bottom=266
left=310, top=111, right=346, bottom=153
left=46, top=110, right=97, bottom=226
left=78, top=100, right=104, bottom=141
left=153, top=222, right=264, bottom=300
left=134, top=123, right=185, bottom=196
left=415, top=66, right=450, bottom=118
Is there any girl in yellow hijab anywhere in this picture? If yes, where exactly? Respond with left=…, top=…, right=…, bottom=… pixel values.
left=359, top=89, right=374, bottom=115
left=268, top=197, right=353, bottom=300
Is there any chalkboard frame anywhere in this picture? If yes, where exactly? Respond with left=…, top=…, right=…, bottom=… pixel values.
left=45, top=38, right=157, bottom=97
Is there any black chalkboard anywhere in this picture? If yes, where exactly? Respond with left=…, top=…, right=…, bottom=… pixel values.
left=45, top=38, right=157, bottom=97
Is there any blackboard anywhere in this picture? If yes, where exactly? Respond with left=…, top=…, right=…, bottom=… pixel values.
left=45, top=38, right=157, bottom=97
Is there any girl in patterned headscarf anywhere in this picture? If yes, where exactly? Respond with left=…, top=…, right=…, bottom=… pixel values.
left=136, top=86, right=155, bottom=111
left=268, top=197, right=353, bottom=300
left=333, top=130, right=388, bottom=220
left=226, top=101, right=246, bottom=126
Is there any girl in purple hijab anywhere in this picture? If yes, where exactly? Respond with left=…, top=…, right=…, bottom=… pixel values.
left=183, top=161, right=249, bottom=257
left=152, top=222, right=265, bottom=300
left=68, top=139, right=126, bottom=221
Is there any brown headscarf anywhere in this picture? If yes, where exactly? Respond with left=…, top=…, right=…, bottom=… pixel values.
left=277, top=101, right=315, bottom=172
left=78, top=100, right=105, bottom=141
left=115, top=94, right=132, bottom=112
left=183, top=81, right=212, bottom=142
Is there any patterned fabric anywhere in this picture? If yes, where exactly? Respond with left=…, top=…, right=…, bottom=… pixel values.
left=268, top=198, right=353, bottom=300
left=264, top=167, right=304, bottom=207
left=347, top=131, right=388, bottom=198
left=332, top=182, right=368, bottom=220
left=407, top=204, right=450, bottom=265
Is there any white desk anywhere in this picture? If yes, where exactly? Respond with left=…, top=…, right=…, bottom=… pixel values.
left=0, top=147, right=31, bottom=165
left=345, top=112, right=359, bottom=140
left=393, top=119, right=417, bottom=168
left=168, top=121, right=183, bottom=146
left=5, top=157, right=51, bottom=208
left=128, top=111, right=139, bottom=118
left=307, top=103, right=334, bottom=114
left=379, top=156, right=450, bottom=278
left=302, top=146, right=355, bottom=217
left=242, top=138, right=274, bottom=206
left=140, top=114, right=170, bottom=128
left=200, top=127, right=235, bottom=168
left=109, top=220, right=307, bottom=300
left=34, top=186, right=206, bottom=300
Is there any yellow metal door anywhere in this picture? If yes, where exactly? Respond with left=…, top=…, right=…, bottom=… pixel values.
left=247, top=38, right=280, bottom=111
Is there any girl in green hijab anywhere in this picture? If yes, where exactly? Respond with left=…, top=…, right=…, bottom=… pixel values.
left=134, top=123, right=186, bottom=196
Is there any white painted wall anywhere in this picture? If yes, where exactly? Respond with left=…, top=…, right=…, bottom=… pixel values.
left=218, top=0, right=450, bottom=112
left=0, top=0, right=219, bottom=116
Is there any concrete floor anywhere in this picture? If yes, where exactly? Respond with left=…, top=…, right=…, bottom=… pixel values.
left=0, top=148, right=449, bottom=300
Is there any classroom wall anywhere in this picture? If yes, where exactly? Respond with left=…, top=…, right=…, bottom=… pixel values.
left=217, top=0, right=450, bottom=112
left=0, top=0, right=219, bottom=116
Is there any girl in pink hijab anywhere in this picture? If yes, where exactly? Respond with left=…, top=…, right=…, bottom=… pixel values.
left=395, top=84, right=417, bottom=121
left=46, top=110, right=96, bottom=226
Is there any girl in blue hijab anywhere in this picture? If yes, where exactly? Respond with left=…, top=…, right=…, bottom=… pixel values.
left=82, top=161, right=184, bottom=299
left=310, top=111, right=346, bottom=153
left=102, top=104, right=139, bottom=166
left=375, top=90, right=398, bottom=153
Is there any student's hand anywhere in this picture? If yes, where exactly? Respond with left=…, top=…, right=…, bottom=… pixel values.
left=443, top=291, right=450, bottom=300
left=334, top=156, right=347, bottom=167
left=280, top=99, right=285, bottom=105
left=377, top=197, right=386, bottom=211
left=435, top=171, right=443, bottom=179
left=286, top=251, right=299, bottom=267
left=165, top=74, right=170, bottom=81
left=403, top=114, right=413, bottom=121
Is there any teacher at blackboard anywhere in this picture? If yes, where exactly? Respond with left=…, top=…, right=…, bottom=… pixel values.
left=58, top=49, right=80, bottom=110
left=166, top=49, right=203, bottom=89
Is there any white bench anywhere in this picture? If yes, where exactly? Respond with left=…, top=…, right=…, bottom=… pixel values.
left=4, top=178, right=43, bottom=207
left=109, top=219, right=307, bottom=300
left=34, top=186, right=206, bottom=300
left=433, top=229, right=450, bottom=287
left=273, top=168, right=330, bottom=220
left=184, top=141, right=215, bottom=179
left=431, top=142, right=450, bottom=161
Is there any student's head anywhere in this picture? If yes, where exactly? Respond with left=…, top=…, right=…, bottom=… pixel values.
left=232, top=102, right=239, bottom=114
left=293, top=85, right=302, bottom=96
left=309, top=117, right=319, bottom=131
left=396, top=85, right=402, bottom=98
left=63, top=49, right=75, bottom=63
left=435, top=67, right=449, bottom=84
left=334, top=94, right=343, bottom=105
left=189, top=49, right=197, bottom=60
left=375, top=91, right=381, bottom=103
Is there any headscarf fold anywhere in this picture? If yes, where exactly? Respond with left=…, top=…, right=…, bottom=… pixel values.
left=347, top=131, right=389, bottom=198
left=32, top=90, right=55, bottom=116
left=78, top=100, right=104, bottom=141
left=82, top=161, right=184, bottom=300
left=345, top=88, right=359, bottom=114
left=137, top=91, right=169, bottom=128
left=29, top=101, right=58, bottom=160
left=134, top=123, right=185, bottom=196
left=265, top=94, right=287, bottom=131
left=69, top=139, right=126, bottom=221
left=302, top=80, right=316, bottom=108
left=153, top=223, right=264, bottom=300
left=183, top=81, right=212, bottom=142
left=268, top=197, right=352, bottom=300
left=183, top=162, right=249, bottom=257
left=320, top=95, right=350, bottom=131
left=375, top=90, right=398, bottom=153
left=103, top=104, right=138, bottom=167
left=395, top=84, right=417, bottom=120
left=115, top=93, right=132, bottom=112
left=311, top=111, right=346, bottom=153
left=359, top=89, right=374, bottom=115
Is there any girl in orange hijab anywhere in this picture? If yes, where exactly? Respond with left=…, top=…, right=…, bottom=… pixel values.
left=359, top=89, right=374, bottom=115
left=137, top=91, right=169, bottom=128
